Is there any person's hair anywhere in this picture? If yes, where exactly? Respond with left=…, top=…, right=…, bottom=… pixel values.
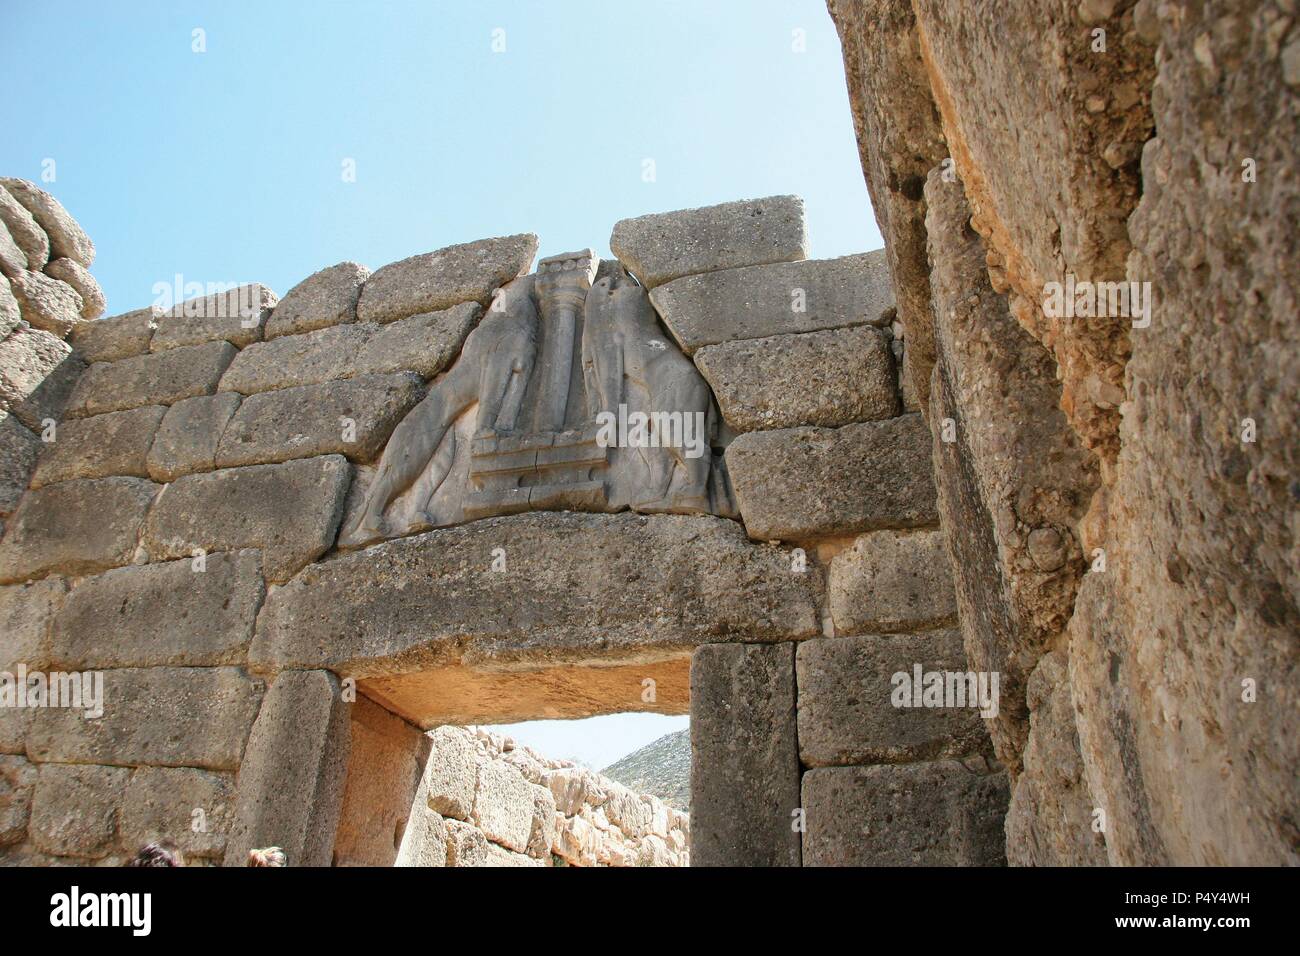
left=125, top=839, right=185, bottom=867
left=248, top=846, right=287, bottom=867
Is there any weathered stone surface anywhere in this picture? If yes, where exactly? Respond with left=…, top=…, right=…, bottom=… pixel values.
left=214, top=373, right=423, bottom=467
left=0, top=276, right=19, bottom=339
left=0, top=327, right=84, bottom=431
left=0, top=186, right=48, bottom=271
left=483, top=842, right=545, bottom=866
left=0, top=477, right=157, bottom=583
left=0, top=411, right=39, bottom=515
left=802, top=761, right=1008, bottom=865
left=8, top=270, right=83, bottom=338
left=610, top=196, right=808, bottom=289
left=690, top=642, right=800, bottom=866
left=145, top=392, right=242, bottom=482
left=796, top=630, right=992, bottom=767
left=68, top=307, right=158, bottom=364
left=0, top=220, right=27, bottom=279
left=219, top=322, right=373, bottom=395
left=43, top=258, right=104, bottom=320
left=223, top=670, right=348, bottom=868
left=265, top=261, right=369, bottom=340
left=471, top=759, right=534, bottom=853
left=142, top=455, right=351, bottom=583
left=357, top=234, right=539, bottom=324
left=0, top=179, right=94, bottom=266
left=395, top=807, right=448, bottom=867
left=353, top=302, right=480, bottom=378
left=0, top=577, right=66, bottom=671
left=151, top=284, right=276, bottom=351
left=29, top=764, right=129, bottom=858
left=444, top=817, right=490, bottom=866
left=121, top=767, right=235, bottom=860
left=651, top=252, right=893, bottom=353
left=828, top=528, right=957, bottom=634
left=252, top=512, right=821, bottom=675
left=424, top=726, right=480, bottom=821
left=27, top=667, right=263, bottom=770
left=0, top=755, right=38, bottom=845
left=49, top=550, right=264, bottom=669
left=30, top=405, right=165, bottom=487
left=64, top=340, right=236, bottom=418
left=525, top=784, right=558, bottom=860
left=695, top=325, right=897, bottom=431
left=726, top=413, right=937, bottom=540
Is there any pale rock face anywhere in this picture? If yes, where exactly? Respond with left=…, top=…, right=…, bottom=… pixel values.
left=0, top=186, right=49, bottom=271
left=0, top=179, right=95, bottom=267
left=43, top=258, right=105, bottom=320
left=68, top=307, right=159, bottom=364
left=8, top=270, right=84, bottom=338
left=265, top=261, right=370, bottom=339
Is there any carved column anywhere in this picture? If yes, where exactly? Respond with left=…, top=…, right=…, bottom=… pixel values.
left=532, top=249, right=599, bottom=432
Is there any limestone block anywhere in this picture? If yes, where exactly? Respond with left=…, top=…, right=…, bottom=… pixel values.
left=251, top=512, right=821, bottom=675
left=542, top=766, right=609, bottom=817
left=141, top=455, right=351, bottom=583
left=0, top=577, right=67, bottom=670
left=63, top=340, right=236, bottom=418
left=26, top=667, right=264, bottom=770
left=690, top=642, right=800, bottom=866
left=0, top=179, right=94, bottom=266
left=0, top=411, right=39, bottom=514
left=444, top=818, right=490, bottom=866
left=801, top=761, right=1009, bottom=866
left=121, top=767, right=235, bottom=861
left=0, top=476, right=158, bottom=583
left=726, top=413, right=938, bottom=540
left=214, top=373, right=423, bottom=467
left=43, top=258, right=104, bottom=320
left=0, top=326, right=84, bottom=430
left=424, top=726, right=480, bottom=821
left=218, top=323, right=373, bottom=395
left=30, top=405, right=165, bottom=488
left=471, top=758, right=535, bottom=853
left=0, top=186, right=48, bottom=271
left=828, top=528, right=958, bottom=634
left=353, top=302, right=481, bottom=378
left=610, top=196, right=807, bottom=289
left=145, top=392, right=242, bottom=482
left=151, top=284, right=276, bottom=351
left=357, top=233, right=539, bottom=324
left=29, top=763, right=130, bottom=858
left=49, top=550, right=264, bottom=669
left=525, top=783, right=557, bottom=860
left=8, top=270, right=84, bottom=338
left=68, top=307, right=158, bottom=363
left=223, top=670, right=349, bottom=868
left=0, top=220, right=27, bottom=279
left=694, top=325, right=897, bottom=431
left=265, top=261, right=369, bottom=339
left=603, top=785, right=652, bottom=839
left=395, top=807, right=448, bottom=867
left=0, top=755, right=38, bottom=845
left=552, top=812, right=598, bottom=866
left=0, top=276, right=19, bottom=339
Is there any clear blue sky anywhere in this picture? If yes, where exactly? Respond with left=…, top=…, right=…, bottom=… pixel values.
left=2, top=0, right=878, bottom=769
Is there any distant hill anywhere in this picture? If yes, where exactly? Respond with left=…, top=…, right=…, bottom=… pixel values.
left=601, top=728, right=690, bottom=811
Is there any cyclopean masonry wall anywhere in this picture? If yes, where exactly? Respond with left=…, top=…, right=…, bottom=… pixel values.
left=0, top=189, right=1006, bottom=866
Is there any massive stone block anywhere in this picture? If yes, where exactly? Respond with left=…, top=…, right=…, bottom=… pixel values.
left=214, top=373, right=423, bottom=467
left=726, top=413, right=937, bottom=540
left=68, top=306, right=158, bottom=364
left=0, top=579, right=67, bottom=753
left=48, top=550, right=264, bottom=669
left=0, top=476, right=158, bottom=583
left=251, top=512, right=822, bottom=676
left=29, top=405, right=166, bottom=488
left=690, top=642, right=800, bottom=866
left=0, top=326, right=84, bottom=431
left=145, top=392, right=242, bottom=482
left=0, top=186, right=47, bottom=270
left=26, top=667, right=264, bottom=770
left=610, top=196, right=808, bottom=289
left=224, top=670, right=350, bottom=868
left=142, top=455, right=351, bottom=583
left=651, top=252, right=893, bottom=353
left=29, top=764, right=129, bottom=859
left=150, top=283, right=277, bottom=351
left=352, top=302, right=480, bottom=379
left=43, top=258, right=104, bottom=320
left=802, top=761, right=1008, bottom=866
left=471, top=759, right=535, bottom=854
left=828, top=527, right=957, bottom=634
left=357, top=233, right=539, bottom=324
left=424, top=725, right=480, bottom=821
left=63, top=340, right=236, bottom=418
left=0, top=276, right=19, bottom=339
left=218, top=323, right=373, bottom=395
left=265, top=261, right=369, bottom=340
left=694, top=325, right=897, bottom=432
left=795, top=630, right=992, bottom=767
left=0, top=411, right=39, bottom=515
left=121, top=767, right=236, bottom=861
left=0, top=179, right=94, bottom=267
left=8, top=270, right=83, bottom=338
left=0, top=755, right=38, bottom=846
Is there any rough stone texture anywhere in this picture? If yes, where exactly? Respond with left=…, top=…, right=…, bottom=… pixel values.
left=0, top=276, right=19, bottom=339
left=651, top=252, right=894, bottom=353
left=610, top=196, right=808, bottom=289
left=726, top=413, right=938, bottom=540
left=423, top=726, right=480, bottom=821
left=694, top=325, right=898, bottom=431
left=145, top=392, right=242, bottom=482
left=0, top=221, right=27, bottom=280
left=68, top=307, right=158, bottom=364
left=224, top=670, right=349, bottom=868
left=252, top=512, right=821, bottom=676
left=265, top=261, right=369, bottom=339
left=0, top=411, right=39, bottom=515
left=802, top=761, right=1008, bottom=866
left=29, top=764, right=129, bottom=859
left=48, top=550, right=264, bottom=669
left=8, top=270, right=84, bottom=338
left=0, top=577, right=66, bottom=670
left=395, top=807, right=448, bottom=867
left=26, top=667, right=263, bottom=770
left=0, top=186, right=48, bottom=272
left=352, top=302, right=481, bottom=378
left=444, top=817, right=491, bottom=866
left=44, top=258, right=104, bottom=320
left=219, top=323, right=374, bottom=395
left=0, top=179, right=94, bottom=266
left=151, top=284, right=276, bottom=351
left=356, top=234, right=538, bottom=324
left=0, top=327, right=84, bottom=431
left=142, top=455, right=352, bottom=583
left=63, top=340, right=236, bottom=418
left=121, top=767, right=235, bottom=861
left=471, top=758, right=535, bottom=853
left=828, top=527, right=957, bottom=634
left=690, top=642, right=800, bottom=866
left=29, top=404, right=165, bottom=488
left=0, top=756, right=38, bottom=845
left=0, top=476, right=158, bottom=583
left=796, top=630, right=993, bottom=767
left=214, top=373, right=423, bottom=467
